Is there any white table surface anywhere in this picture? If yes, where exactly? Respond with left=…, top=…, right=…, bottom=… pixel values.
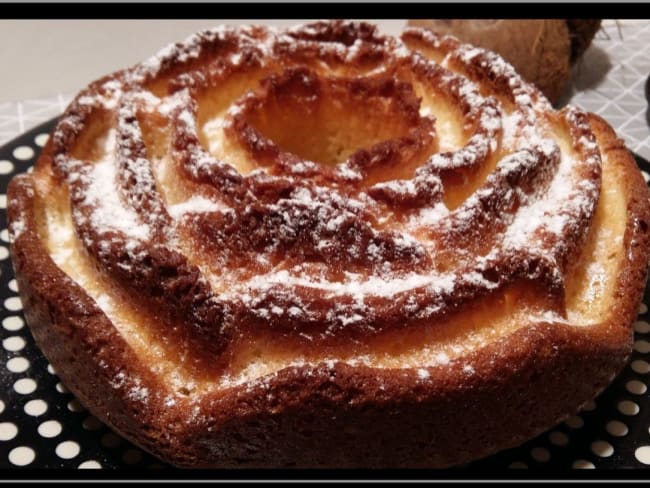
left=1, top=19, right=649, bottom=160
left=0, top=19, right=406, bottom=104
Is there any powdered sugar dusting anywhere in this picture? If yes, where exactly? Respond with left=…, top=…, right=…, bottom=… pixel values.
left=8, top=217, right=26, bottom=242
left=36, top=21, right=611, bottom=392
left=240, top=269, right=456, bottom=299
left=81, top=130, right=151, bottom=240
left=77, top=79, right=124, bottom=110
left=168, top=196, right=230, bottom=219
left=503, top=138, right=597, bottom=256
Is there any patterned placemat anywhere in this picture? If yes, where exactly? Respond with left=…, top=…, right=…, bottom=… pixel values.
left=1, top=120, right=650, bottom=471
left=567, top=20, right=650, bottom=161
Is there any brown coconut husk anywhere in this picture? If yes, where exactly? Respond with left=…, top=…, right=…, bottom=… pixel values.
left=407, top=19, right=601, bottom=105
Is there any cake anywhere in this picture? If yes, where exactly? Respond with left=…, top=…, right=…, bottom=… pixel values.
left=7, top=20, right=650, bottom=468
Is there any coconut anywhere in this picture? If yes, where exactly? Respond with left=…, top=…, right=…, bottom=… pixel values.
left=407, top=19, right=601, bottom=105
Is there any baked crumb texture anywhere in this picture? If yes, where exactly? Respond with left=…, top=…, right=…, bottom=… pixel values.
left=7, top=21, right=650, bottom=467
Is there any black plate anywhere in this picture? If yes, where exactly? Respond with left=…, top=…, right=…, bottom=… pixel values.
left=1, top=118, right=650, bottom=470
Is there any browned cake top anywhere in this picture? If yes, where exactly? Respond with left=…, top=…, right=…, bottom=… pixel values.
left=15, top=21, right=610, bottom=385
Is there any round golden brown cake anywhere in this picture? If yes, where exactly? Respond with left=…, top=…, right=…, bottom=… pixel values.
left=7, top=20, right=650, bottom=468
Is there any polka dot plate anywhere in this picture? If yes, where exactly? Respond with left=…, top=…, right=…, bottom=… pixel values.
left=2, top=118, right=650, bottom=470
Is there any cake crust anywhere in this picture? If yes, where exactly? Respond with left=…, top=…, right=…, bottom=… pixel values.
left=7, top=21, right=650, bottom=468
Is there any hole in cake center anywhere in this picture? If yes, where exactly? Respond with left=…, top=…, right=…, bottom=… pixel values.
left=233, top=68, right=429, bottom=167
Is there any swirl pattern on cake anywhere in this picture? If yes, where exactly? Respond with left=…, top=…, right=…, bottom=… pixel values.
left=8, top=21, right=650, bottom=467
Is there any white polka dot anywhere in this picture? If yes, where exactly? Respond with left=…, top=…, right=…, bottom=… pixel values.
left=67, top=399, right=85, bottom=412
left=530, top=447, right=550, bottom=462
left=24, top=399, right=48, bottom=416
left=548, top=430, right=569, bottom=446
left=631, top=359, right=650, bottom=374
left=634, top=340, right=650, bottom=353
left=82, top=416, right=103, bottom=431
left=78, top=460, right=102, bottom=469
left=0, top=399, right=4, bottom=414
left=3, top=335, right=25, bottom=351
left=13, top=146, right=34, bottom=161
left=0, top=194, right=6, bottom=209
left=0, top=422, right=18, bottom=441
left=635, top=446, right=650, bottom=465
left=591, top=440, right=614, bottom=457
left=640, top=303, right=649, bottom=315
left=508, top=461, right=528, bottom=469
left=56, top=440, right=80, bottom=459
left=626, top=379, right=647, bottom=395
left=14, top=378, right=37, bottom=394
left=606, top=420, right=629, bottom=437
left=6, top=356, right=30, bottom=373
left=618, top=400, right=640, bottom=416
left=582, top=400, right=596, bottom=411
left=2, top=316, right=24, bottom=331
left=34, top=133, right=49, bottom=147
left=122, top=448, right=143, bottom=464
left=0, top=228, right=8, bottom=242
left=38, top=420, right=62, bottom=438
left=635, top=320, right=650, bottom=334
left=47, top=363, right=56, bottom=375
left=8, top=279, right=18, bottom=293
left=100, top=433, right=121, bottom=448
left=565, top=415, right=584, bottom=429
left=0, top=246, right=8, bottom=260
left=572, top=459, right=595, bottom=469
left=4, top=296, right=23, bottom=311
left=8, top=446, right=35, bottom=466
left=56, top=382, right=69, bottom=394
left=0, top=160, right=14, bottom=175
